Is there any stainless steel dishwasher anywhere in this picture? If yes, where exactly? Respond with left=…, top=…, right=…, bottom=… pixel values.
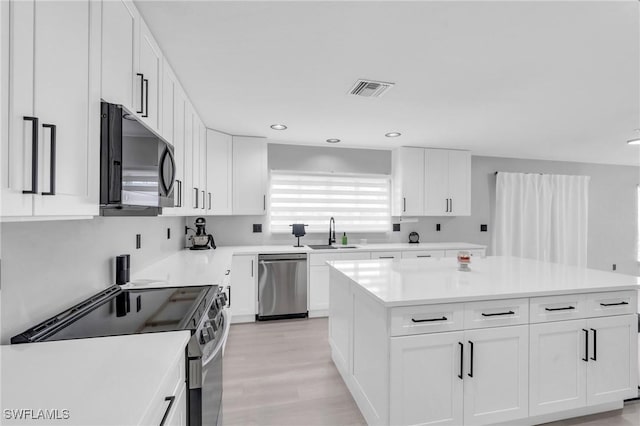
left=257, top=253, right=308, bottom=320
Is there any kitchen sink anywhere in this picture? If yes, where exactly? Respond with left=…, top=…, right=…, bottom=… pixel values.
left=307, top=245, right=359, bottom=250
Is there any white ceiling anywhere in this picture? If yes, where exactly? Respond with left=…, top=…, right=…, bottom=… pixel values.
left=136, top=1, right=640, bottom=166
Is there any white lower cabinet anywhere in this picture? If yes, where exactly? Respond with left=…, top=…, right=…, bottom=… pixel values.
left=390, top=325, right=528, bottom=426
left=163, top=382, right=186, bottom=426
left=530, top=314, right=637, bottom=416
left=229, top=254, right=257, bottom=322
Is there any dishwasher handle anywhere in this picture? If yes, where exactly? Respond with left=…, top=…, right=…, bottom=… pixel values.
left=259, top=259, right=307, bottom=265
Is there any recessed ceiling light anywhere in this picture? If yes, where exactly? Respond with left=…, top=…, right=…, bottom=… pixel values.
left=627, top=129, right=640, bottom=145
left=326, top=138, right=341, bottom=143
left=270, top=124, right=287, bottom=130
left=385, top=132, right=401, bottom=138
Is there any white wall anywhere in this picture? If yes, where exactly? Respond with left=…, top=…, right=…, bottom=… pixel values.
left=0, top=216, right=184, bottom=343
left=195, top=145, right=640, bottom=275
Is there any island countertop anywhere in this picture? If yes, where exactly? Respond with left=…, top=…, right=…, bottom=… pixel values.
left=327, top=256, right=640, bottom=307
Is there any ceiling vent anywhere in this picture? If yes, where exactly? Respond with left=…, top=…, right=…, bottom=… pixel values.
left=348, top=79, right=394, bottom=98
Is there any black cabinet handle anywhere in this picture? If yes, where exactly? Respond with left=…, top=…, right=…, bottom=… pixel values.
left=142, top=78, right=149, bottom=117
left=251, top=259, right=254, bottom=277
left=411, top=316, right=447, bottom=323
left=450, top=198, right=453, bottom=212
left=458, top=342, right=464, bottom=380
left=22, top=116, right=39, bottom=194
left=175, top=180, right=182, bottom=207
left=208, top=192, right=212, bottom=210
left=201, top=190, right=205, bottom=209
left=481, top=310, right=515, bottom=317
left=403, top=197, right=406, bottom=212
left=263, top=194, right=266, bottom=211
left=467, top=341, right=474, bottom=377
left=41, top=124, right=56, bottom=195
left=136, top=73, right=144, bottom=114
left=159, top=395, right=175, bottom=426
left=417, top=255, right=432, bottom=258
left=600, top=301, right=628, bottom=307
left=194, top=187, right=198, bottom=209
left=582, top=329, right=589, bottom=362
left=379, top=256, right=395, bottom=259
left=545, top=306, right=575, bottom=311
left=590, top=328, right=597, bottom=361
left=227, top=285, right=231, bottom=307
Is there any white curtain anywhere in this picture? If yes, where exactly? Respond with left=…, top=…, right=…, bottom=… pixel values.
left=493, top=172, right=589, bottom=266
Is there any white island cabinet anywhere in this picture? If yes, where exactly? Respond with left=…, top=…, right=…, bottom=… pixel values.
left=328, top=256, right=638, bottom=426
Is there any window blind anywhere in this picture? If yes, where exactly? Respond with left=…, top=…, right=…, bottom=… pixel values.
left=269, top=171, right=391, bottom=233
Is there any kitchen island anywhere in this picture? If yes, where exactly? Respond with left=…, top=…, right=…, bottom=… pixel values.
left=327, top=256, right=639, bottom=426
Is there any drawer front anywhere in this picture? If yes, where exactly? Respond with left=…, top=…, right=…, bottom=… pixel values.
left=390, top=303, right=464, bottom=336
left=309, top=251, right=371, bottom=266
left=140, top=353, right=185, bottom=425
left=463, top=298, right=529, bottom=329
left=585, top=291, right=637, bottom=318
left=530, top=294, right=586, bottom=323
left=371, top=251, right=402, bottom=260
left=401, top=250, right=445, bottom=259
left=444, top=249, right=486, bottom=258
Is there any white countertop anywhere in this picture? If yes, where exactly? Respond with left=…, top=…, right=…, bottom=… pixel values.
left=127, top=242, right=486, bottom=289
left=327, top=256, right=640, bottom=307
left=1, top=331, right=190, bottom=426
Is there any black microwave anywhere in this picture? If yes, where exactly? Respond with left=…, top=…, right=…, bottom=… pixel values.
left=100, top=102, right=175, bottom=216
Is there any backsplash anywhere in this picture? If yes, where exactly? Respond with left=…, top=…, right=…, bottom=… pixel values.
left=0, top=216, right=184, bottom=344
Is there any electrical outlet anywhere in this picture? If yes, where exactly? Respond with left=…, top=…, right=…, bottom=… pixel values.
left=253, top=224, right=262, bottom=233
left=436, top=224, right=441, bottom=232
left=167, top=228, right=171, bottom=239
left=612, top=264, right=616, bottom=271
left=480, top=224, right=488, bottom=232
left=136, top=234, right=141, bottom=249
left=393, top=223, right=400, bottom=232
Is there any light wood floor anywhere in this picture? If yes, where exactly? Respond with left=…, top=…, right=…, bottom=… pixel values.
left=222, top=317, right=639, bottom=426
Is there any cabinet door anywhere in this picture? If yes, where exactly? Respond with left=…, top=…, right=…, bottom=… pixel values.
left=463, top=325, right=528, bottom=426
left=394, top=147, right=424, bottom=216
left=101, top=0, right=137, bottom=109
left=199, top=121, right=207, bottom=213
left=309, top=265, right=329, bottom=311
left=206, top=129, right=232, bottom=215
left=232, top=136, right=267, bottom=215
left=529, top=320, right=587, bottom=416
left=448, top=150, right=470, bottom=216
left=586, top=314, right=638, bottom=405
left=390, top=331, right=464, bottom=425
left=229, top=255, right=257, bottom=319
left=33, top=0, right=99, bottom=216
left=138, top=20, right=161, bottom=132
left=424, top=149, right=449, bottom=216
left=161, top=59, right=177, bottom=144
left=171, top=87, right=186, bottom=213
left=2, top=0, right=35, bottom=216
left=183, top=103, right=196, bottom=212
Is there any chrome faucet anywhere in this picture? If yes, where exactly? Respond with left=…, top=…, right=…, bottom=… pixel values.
left=328, top=217, right=336, bottom=245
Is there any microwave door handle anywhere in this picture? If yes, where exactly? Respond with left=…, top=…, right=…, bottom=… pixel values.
left=160, top=146, right=176, bottom=195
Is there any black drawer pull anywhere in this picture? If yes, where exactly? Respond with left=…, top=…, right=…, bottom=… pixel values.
left=600, top=301, right=628, bottom=307
left=545, top=306, right=575, bottom=311
left=458, top=342, right=464, bottom=379
left=411, top=316, right=447, bottom=323
left=481, top=310, right=514, bottom=317
left=379, top=256, right=395, bottom=259
left=41, top=123, right=56, bottom=195
left=23, top=116, right=39, bottom=194
left=159, top=395, right=175, bottom=426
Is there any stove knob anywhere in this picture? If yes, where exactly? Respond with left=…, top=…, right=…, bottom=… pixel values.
left=221, top=293, right=228, bottom=306
left=199, top=328, right=210, bottom=345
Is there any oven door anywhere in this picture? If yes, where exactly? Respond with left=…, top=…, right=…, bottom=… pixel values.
left=199, top=311, right=229, bottom=426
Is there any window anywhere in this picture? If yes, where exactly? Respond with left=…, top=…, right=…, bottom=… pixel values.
left=269, top=171, right=391, bottom=233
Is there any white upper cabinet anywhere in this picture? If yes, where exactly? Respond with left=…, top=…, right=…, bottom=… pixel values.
left=2, top=0, right=100, bottom=218
left=137, top=19, right=162, bottom=133
left=393, top=147, right=470, bottom=216
left=424, top=149, right=471, bottom=216
left=199, top=120, right=207, bottom=214
left=232, top=137, right=268, bottom=215
left=100, top=0, right=138, bottom=110
left=161, top=58, right=177, bottom=144
left=206, top=129, right=232, bottom=215
left=392, top=147, right=424, bottom=216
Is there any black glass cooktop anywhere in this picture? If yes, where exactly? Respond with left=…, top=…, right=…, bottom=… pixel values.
left=11, top=285, right=217, bottom=344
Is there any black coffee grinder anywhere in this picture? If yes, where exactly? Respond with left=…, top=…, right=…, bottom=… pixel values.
left=187, top=217, right=216, bottom=250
